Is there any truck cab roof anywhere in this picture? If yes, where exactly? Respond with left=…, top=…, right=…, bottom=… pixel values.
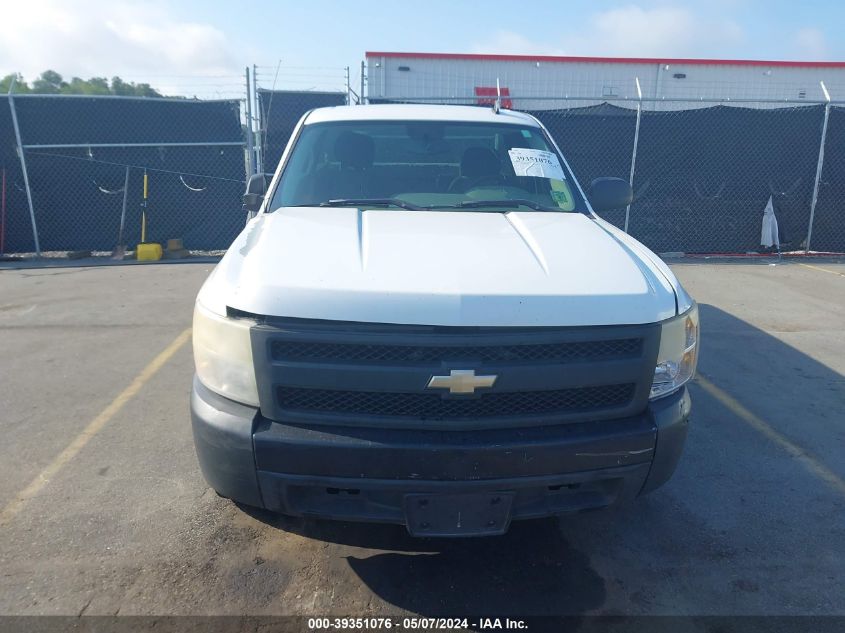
left=304, top=103, right=541, bottom=126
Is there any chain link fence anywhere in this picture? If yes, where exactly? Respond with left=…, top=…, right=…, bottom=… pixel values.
left=3, top=94, right=247, bottom=255
left=616, top=101, right=823, bottom=254
left=813, top=105, right=845, bottom=252
left=1, top=92, right=32, bottom=254
left=370, top=95, right=845, bottom=254
left=257, top=89, right=348, bottom=172
left=2, top=81, right=844, bottom=257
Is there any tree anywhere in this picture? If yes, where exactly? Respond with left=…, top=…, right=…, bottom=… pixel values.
left=110, top=76, right=133, bottom=96
left=88, top=77, right=110, bottom=93
left=0, top=71, right=165, bottom=97
left=64, top=76, right=110, bottom=95
left=133, top=83, right=161, bottom=98
left=0, top=73, right=31, bottom=93
left=32, top=70, right=67, bottom=93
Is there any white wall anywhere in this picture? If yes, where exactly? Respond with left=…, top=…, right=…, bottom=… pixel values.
left=366, top=55, right=845, bottom=110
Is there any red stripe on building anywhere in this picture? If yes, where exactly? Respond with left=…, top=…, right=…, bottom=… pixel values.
left=365, top=51, right=845, bottom=69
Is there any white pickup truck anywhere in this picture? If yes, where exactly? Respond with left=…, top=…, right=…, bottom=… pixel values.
left=191, top=104, right=698, bottom=537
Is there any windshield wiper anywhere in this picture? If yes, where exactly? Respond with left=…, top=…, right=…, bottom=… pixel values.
left=318, top=198, right=423, bottom=210
left=450, top=199, right=560, bottom=212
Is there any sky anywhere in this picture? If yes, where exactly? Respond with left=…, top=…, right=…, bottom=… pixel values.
left=1, top=0, right=842, bottom=97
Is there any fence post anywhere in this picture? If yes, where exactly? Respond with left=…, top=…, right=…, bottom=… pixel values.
left=345, top=66, right=351, bottom=105
left=7, top=78, right=41, bottom=257
left=360, top=60, right=366, bottom=105
left=624, top=77, right=643, bottom=234
left=253, top=64, right=263, bottom=174
left=244, top=67, right=253, bottom=177
left=806, top=81, right=831, bottom=253
left=244, top=66, right=255, bottom=177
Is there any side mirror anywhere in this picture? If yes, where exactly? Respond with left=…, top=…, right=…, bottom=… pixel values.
left=589, top=177, right=633, bottom=212
left=243, top=173, right=267, bottom=212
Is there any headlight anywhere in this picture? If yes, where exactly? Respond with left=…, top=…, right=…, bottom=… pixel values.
left=650, top=304, right=699, bottom=400
left=193, top=301, right=259, bottom=406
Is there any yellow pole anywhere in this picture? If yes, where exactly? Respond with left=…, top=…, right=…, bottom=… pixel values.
left=141, top=170, right=148, bottom=243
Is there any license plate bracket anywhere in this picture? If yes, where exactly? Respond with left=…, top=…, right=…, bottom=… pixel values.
left=404, top=492, right=514, bottom=537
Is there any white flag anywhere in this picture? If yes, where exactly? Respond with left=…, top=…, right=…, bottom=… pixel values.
left=760, top=196, right=779, bottom=248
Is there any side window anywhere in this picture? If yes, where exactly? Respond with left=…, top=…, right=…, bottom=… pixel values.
left=274, top=130, right=316, bottom=207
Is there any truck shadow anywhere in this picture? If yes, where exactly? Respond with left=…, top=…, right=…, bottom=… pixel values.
left=239, top=506, right=607, bottom=617
left=341, top=518, right=605, bottom=618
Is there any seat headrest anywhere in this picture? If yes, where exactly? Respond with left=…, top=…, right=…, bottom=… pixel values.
left=334, top=132, right=375, bottom=169
left=461, top=147, right=500, bottom=180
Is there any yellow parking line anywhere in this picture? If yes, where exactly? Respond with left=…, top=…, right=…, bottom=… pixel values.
left=799, top=263, right=845, bottom=277
left=696, top=374, right=845, bottom=497
left=0, top=327, right=192, bottom=526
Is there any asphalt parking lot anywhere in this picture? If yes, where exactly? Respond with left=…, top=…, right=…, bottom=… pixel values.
left=0, top=259, right=843, bottom=619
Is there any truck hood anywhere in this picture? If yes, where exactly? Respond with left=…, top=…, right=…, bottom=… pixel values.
left=205, top=207, right=678, bottom=327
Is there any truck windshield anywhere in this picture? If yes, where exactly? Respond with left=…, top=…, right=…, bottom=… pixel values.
left=268, top=120, right=587, bottom=213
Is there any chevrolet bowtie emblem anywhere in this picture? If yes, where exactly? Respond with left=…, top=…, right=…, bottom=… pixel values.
left=427, top=369, right=497, bottom=395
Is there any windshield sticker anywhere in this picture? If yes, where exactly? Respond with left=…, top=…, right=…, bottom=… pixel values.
left=508, top=148, right=566, bottom=180
left=550, top=179, right=572, bottom=208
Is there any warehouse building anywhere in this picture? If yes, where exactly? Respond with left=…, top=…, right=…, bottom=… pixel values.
left=365, top=51, right=845, bottom=109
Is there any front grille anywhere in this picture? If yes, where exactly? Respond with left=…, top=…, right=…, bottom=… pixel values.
left=271, top=338, right=643, bottom=364
left=277, top=384, right=636, bottom=420
left=254, top=318, right=659, bottom=429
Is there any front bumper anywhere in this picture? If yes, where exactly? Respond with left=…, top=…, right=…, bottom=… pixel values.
left=191, top=376, right=690, bottom=533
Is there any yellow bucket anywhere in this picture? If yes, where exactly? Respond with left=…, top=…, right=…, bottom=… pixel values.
left=136, top=243, right=163, bottom=261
